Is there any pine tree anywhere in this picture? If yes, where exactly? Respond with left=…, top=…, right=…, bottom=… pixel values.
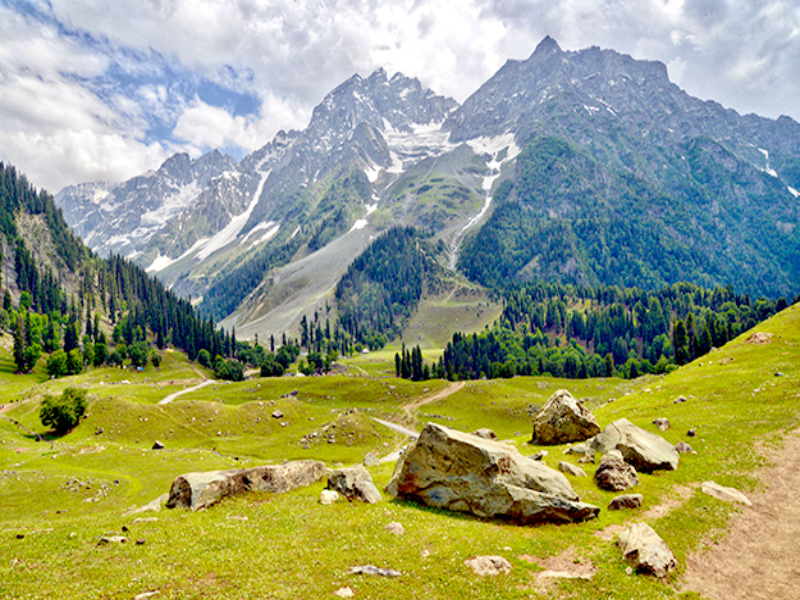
left=13, top=312, right=26, bottom=373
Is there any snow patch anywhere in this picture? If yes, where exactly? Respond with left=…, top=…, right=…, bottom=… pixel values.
left=789, top=186, right=800, bottom=198
left=240, top=220, right=277, bottom=245
left=146, top=236, right=211, bottom=273
left=759, top=148, right=779, bottom=177
left=350, top=219, right=369, bottom=232
left=583, top=105, right=600, bottom=114
left=364, top=163, right=381, bottom=183
left=383, top=120, right=455, bottom=173
left=195, top=170, right=270, bottom=262
left=251, top=224, right=280, bottom=248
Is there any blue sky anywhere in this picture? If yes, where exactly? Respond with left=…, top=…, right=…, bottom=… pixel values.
left=2, top=0, right=799, bottom=192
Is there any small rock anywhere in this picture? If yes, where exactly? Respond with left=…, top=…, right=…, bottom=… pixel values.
left=320, top=490, right=339, bottom=505
left=272, top=409, right=284, bottom=419
left=608, top=494, right=643, bottom=511
left=385, top=522, right=404, bottom=535
left=134, top=592, right=159, bottom=600
left=151, top=440, right=165, bottom=450
left=135, top=539, right=146, bottom=545
left=472, top=428, right=497, bottom=440
left=558, top=461, right=586, bottom=478
left=121, top=525, right=129, bottom=532
left=464, top=555, right=512, bottom=576
left=652, top=418, right=670, bottom=432
left=687, top=428, right=696, bottom=437
left=16, top=533, right=24, bottom=539
left=529, top=450, right=548, bottom=461
left=775, top=371, right=785, bottom=377
left=334, top=588, right=354, bottom=598
left=349, top=565, right=401, bottom=577
left=674, top=395, right=687, bottom=404
left=563, top=443, right=590, bottom=455
left=594, top=450, right=639, bottom=491
left=69, top=532, right=76, bottom=539
left=421, top=549, right=430, bottom=558
left=132, top=517, right=159, bottom=524
left=674, top=441, right=695, bottom=454
left=700, top=481, right=752, bottom=506
left=98, top=535, right=128, bottom=545
left=328, top=465, right=382, bottom=504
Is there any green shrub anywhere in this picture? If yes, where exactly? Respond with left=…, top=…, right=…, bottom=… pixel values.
left=39, top=387, right=88, bottom=435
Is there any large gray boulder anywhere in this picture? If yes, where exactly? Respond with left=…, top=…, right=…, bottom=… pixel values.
left=532, top=390, right=601, bottom=445
left=617, top=522, right=677, bottom=578
left=167, top=460, right=327, bottom=510
left=590, top=418, right=679, bottom=472
left=385, top=423, right=599, bottom=524
left=594, top=450, right=639, bottom=491
left=327, top=465, right=382, bottom=504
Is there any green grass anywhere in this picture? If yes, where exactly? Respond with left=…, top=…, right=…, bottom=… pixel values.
left=0, top=304, right=798, bottom=598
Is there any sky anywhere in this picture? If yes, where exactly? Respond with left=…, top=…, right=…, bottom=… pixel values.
left=1, top=0, right=799, bottom=193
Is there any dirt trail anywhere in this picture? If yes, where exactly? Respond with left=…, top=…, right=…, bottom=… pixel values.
left=401, top=382, right=465, bottom=427
left=682, top=426, right=800, bottom=600
left=159, top=379, right=216, bottom=405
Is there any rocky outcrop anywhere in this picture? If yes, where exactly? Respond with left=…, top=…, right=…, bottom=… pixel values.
left=532, top=390, right=601, bottom=445
left=327, top=465, right=382, bottom=504
left=594, top=450, right=639, bottom=491
left=591, top=419, right=679, bottom=472
left=617, top=523, right=677, bottom=578
left=167, top=460, right=327, bottom=510
left=386, top=423, right=599, bottom=524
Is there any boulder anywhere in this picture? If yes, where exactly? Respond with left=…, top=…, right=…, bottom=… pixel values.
left=465, top=555, right=511, bottom=576
left=532, top=390, right=601, bottom=445
left=652, top=418, right=670, bottom=431
left=166, top=460, right=327, bottom=510
left=700, top=481, right=752, bottom=506
left=328, top=465, right=382, bottom=504
left=608, top=493, right=643, bottom=510
left=674, top=441, right=695, bottom=454
left=472, top=428, right=498, bottom=440
left=530, top=450, right=548, bottom=461
left=594, top=450, right=639, bottom=491
left=558, top=461, right=586, bottom=478
left=97, top=535, right=127, bottom=545
left=362, top=451, right=381, bottom=467
left=271, top=409, right=283, bottom=419
left=385, top=521, right=405, bottom=535
left=349, top=565, right=401, bottom=577
left=385, top=423, right=599, bottom=524
left=151, top=440, right=165, bottom=450
left=590, top=419, right=679, bottom=472
left=126, top=493, right=168, bottom=515
left=617, top=523, right=677, bottom=578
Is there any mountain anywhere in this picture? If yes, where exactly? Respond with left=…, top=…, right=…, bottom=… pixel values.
left=55, top=37, right=800, bottom=343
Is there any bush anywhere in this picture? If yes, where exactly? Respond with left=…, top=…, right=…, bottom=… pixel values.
left=39, top=387, right=87, bottom=435
left=46, top=349, right=68, bottom=378
left=151, top=353, right=162, bottom=368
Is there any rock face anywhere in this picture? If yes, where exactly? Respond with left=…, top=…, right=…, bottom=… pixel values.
left=591, top=419, right=679, bottom=472
left=617, top=523, right=677, bottom=578
left=465, top=555, right=512, bottom=576
left=608, top=493, right=643, bottom=510
left=532, top=390, right=601, bottom=445
left=701, top=481, right=752, bottom=506
left=167, top=460, right=327, bottom=510
left=386, top=423, right=600, bottom=524
left=594, top=450, right=639, bottom=491
left=327, top=465, right=382, bottom=504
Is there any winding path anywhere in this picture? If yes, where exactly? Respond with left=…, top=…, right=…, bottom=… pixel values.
left=401, top=381, right=465, bottom=427
left=158, top=380, right=216, bottom=405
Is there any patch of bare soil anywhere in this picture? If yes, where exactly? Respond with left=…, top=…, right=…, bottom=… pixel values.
left=520, top=546, right=596, bottom=590
left=682, top=427, right=800, bottom=600
left=745, top=332, right=773, bottom=345
left=592, top=524, right=625, bottom=542
left=641, top=484, right=694, bottom=520
left=401, top=382, right=465, bottom=427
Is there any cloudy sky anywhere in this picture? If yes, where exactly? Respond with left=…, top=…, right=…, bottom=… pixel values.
left=2, top=0, right=799, bottom=192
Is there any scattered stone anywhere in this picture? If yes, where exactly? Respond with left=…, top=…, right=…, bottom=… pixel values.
left=577, top=452, right=596, bottom=464
left=328, top=465, right=382, bottom=504
left=594, top=450, right=639, bottom=491
left=151, top=440, right=165, bottom=450
left=362, top=451, right=380, bottom=467
left=608, top=494, right=643, bottom=511
left=617, top=522, right=677, bottom=578
left=271, top=409, right=284, bottom=419
left=320, top=490, right=339, bottom=505
left=674, top=441, right=695, bottom=454
left=745, top=332, right=773, bottom=344
left=349, top=565, right=401, bottom=577
left=421, top=549, right=430, bottom=558
left=700, top=481, right=752, bottom=506
left=134, top=592, right=159, bottom=600
left=558, top=461, right=586, bottom=478
left=385, top=522, right=405, bottom=535
left=687, top=428, right=696, bottom=437
left=563, top=443, right=590, bottom=455
left=530, top=450, right=548, bottom=461
left=652, top=418, right=670, bottom=432
left=334, top=587, right=354, bottom=598
left=590, top=419, right=679, bottom=472
left=126, top=493, right=169, bottom=515
left=472, top=428, right=497, bottom=440
left=464, top=555, right=512, bottom=576
left=15, top=533, right=24, bottom=539
left=386, top=423, right=599, bottom=524
left=135, top=539, right=146, bottom=545
left=122, top=525, right=129, bottom=532
left=775, top=371, right=785, bottom=377
left=167, top=461, right=327, bottom=510
left=532, top=390, right=601, bottom=445
left=674, top=395, right=687, bottom=404
left=132, top=517, right=158, bottom=524
left=98, top=535, right=128, bottom=545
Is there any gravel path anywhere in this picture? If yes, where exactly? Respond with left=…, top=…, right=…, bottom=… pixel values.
left=158, top=379, right=216, bottom=405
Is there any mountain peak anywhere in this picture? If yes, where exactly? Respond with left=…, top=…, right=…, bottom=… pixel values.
left=531, top=36, right=562, bottom=59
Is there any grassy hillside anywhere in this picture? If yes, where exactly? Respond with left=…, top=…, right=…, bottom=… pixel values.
left=0, top=303, right=798, bottom=598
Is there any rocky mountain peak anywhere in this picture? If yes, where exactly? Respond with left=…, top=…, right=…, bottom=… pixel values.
left=530, top=35, right=563, bottom=59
